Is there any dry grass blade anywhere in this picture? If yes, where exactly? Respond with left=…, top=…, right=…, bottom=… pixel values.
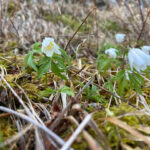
left=35, top=128, right=45, bottom=150
left=105, top=117, right=150, bottom=147
left=60, top=114, right=92, bottom=150
left=137, top=125, right=150, bottom=134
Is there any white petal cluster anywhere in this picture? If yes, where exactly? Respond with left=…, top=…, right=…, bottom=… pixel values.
left=115, top=33, right=126, bottom=43
left=42, top=38, right=61, bottom=57
left=105, top=48, right=118, bottom=58
left=128, top=48, right=150, bottom=72
left=141, top=46, right=150, bottom=55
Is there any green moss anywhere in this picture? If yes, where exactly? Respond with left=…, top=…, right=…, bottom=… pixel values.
left=22, top=83, right=39, bottom=101
left=7, top=41, right=18, bottom=49
left=72, top=136, right=88, bottom=150
left=0, top=119, right=16, bottom=141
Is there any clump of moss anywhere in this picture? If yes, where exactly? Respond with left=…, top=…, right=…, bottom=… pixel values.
left=22, top=83, right=39, bottom=101
left=72, top=138, right=88, bottom=150
left=0, top=119, right=16, bottom=141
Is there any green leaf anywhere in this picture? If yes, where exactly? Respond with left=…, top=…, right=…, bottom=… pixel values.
left=51, top=60, right=67, bottom=80
left=97, top=58, right=111, bottom=73
left=53, top=55, right=67, bottom=72
left=113, top=70, right=125, bottom=81
left=23, top=53, right=30, bottom=70
left=33, top=42, right=42, bottom=52
left=28, top=54, right=38, bottom=71
left=128, top=72, right=144, bottom=93
left=38, top=56, right=51, bottom=65
left=59, top=86, right=74, bottom=96
left=104, top=81, right=113, bottom=92
left=118, top=74, right=128, bottom=95
left=39, top=87, right=56, bottom=98
left=37, top=59, right=51, bottom=78
left=24, top=48, right=42, bottom=72
left=59, top=48, right=71, bottom=66
left=111, top=70, right=128, bottom=95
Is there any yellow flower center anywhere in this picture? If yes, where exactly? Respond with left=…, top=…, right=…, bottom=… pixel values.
left=45, top=41, right=54, bottom=51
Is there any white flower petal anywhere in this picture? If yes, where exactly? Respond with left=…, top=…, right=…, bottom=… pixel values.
left=45, top=49, right=54, bottom=57
left=128, top=48, right=150, bottom=72
left=115, top=33, right=126, bottom=43
left=128, top=51, right=134, bottom=70
left=54, top=44, right=61, bottom=55
left=41, top=37, right=61, bottom=57
left=105, top=48, right=118, bottom=58
left=141, top=46, right=150, bottom=54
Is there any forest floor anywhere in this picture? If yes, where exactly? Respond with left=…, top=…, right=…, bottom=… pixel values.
left=0, top=1, right=150, bottom=150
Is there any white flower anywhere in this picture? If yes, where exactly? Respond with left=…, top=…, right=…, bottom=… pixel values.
left=115, top=33, right=126, bottom=43
left=105, top=48, right=118, bottom=58
left=128, top=48, right=150, bottom=72
left=42, top=37, right=61, bottom=57
left=141, top=46, right=150, bottom=55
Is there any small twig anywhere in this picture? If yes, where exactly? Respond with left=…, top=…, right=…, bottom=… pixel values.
left=71, top=65, right=86, bottom=77
left=138, top=0, right=144, bottom=23
left=65, top=6, right=96, bottom=51
left=1, top=0, right=8, bottom=35
left=124, top=2, right=140, bottom=34
left=136, top=10, right=150, bottom=43
left=60, top=114, right=92, bottom=150
left=9, top=18, right=20, bottom=41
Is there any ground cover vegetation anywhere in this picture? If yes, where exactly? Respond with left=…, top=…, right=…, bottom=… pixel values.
left=0, top=0, right=150, bottom=149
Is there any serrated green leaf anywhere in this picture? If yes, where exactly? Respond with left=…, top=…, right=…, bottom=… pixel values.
left=37, top=59, right=51, bottom=78
left=59, top=48, right=71, bottom=66
left=53, top=55, right=67, bottom=72
left=59, top=86, right=74, bottom=96
left=39, top=87, right=56, bottom=98
left=118, top=74, right=128, bottom=95
left=104, top=81, right=113, bottom=92
left=38, top=56, right=50, bottom=66
left=23, top=53, right=30, bottom=70
left=113, top=70, right=125, bottom=81
left=51, top=61, right=67, bottom=80
left=128, top=73, right=143, bottom=93
left=33, top=42, right=42, bottom=52
left=28, top=54, right=38, bottom=71
left=97, top=58, right=111, bottom=73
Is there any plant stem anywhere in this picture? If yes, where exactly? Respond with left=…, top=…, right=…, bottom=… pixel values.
left=45, top=73, right=48, bottom=87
